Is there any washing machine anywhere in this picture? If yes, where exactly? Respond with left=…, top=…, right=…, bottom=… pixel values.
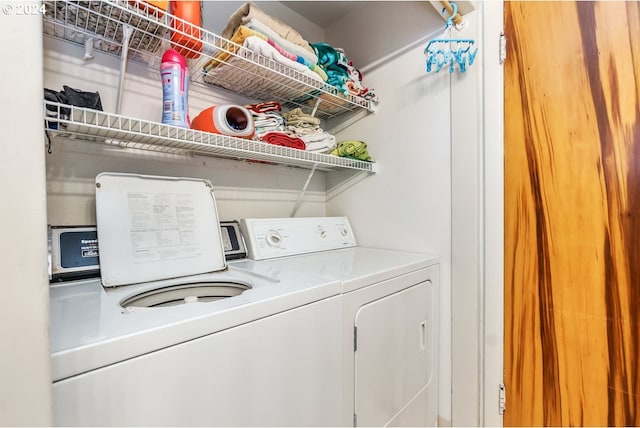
left=238, top=217, right=440, bottom=427
left=48, top=173, right=343, bottom=427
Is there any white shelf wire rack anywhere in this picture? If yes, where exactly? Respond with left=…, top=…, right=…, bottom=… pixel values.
left=44, top=101, right=377, bottom=173
left=42, top=0, right=377, bottom=120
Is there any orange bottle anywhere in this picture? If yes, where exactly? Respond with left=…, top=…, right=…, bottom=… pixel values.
left=129, top=0, right=168, bottom=16
left=170, top=1, right=202, bottom=59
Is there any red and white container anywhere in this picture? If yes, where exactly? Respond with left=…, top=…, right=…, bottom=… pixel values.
left=160, top=49, right=190, bottom=128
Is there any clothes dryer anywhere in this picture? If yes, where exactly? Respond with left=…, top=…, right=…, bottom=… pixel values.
left=49, top=173, right=343, bottom=426
left=239, top=217, right=440, bottom=427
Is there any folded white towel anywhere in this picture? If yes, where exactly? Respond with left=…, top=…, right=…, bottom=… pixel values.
left=243, top=36, right=324, bottom=84
left=247, top=18, right=318, bottom=65
left=301, top=132, right=336, bottom=152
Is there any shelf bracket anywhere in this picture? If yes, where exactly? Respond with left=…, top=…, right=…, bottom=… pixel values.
left=116, top=24, right=133, bottom=115
left=83, top=37, right=95, bottom=61
left=310, top=97, right=321, bottom=117
left=290, top=163, right=318, bottom=217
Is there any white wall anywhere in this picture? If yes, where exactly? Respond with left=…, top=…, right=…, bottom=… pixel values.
left=324, top=1, right=445, bottom=72
left=324, top=17, right=454, bottom=427
left=0, top=3, right=53, bottom=425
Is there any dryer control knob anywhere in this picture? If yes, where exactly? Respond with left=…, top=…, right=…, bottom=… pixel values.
left=266, top=230, right=282, bottom=247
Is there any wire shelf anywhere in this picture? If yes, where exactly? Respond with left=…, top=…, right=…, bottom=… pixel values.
left=44, top=102, right=377, bottom=173
left=42, top=0, right=377, bottom=120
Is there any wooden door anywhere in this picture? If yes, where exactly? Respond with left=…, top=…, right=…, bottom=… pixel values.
left=504, top=1, right=640, bottom=426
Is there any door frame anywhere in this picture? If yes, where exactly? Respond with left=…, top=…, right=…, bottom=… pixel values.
left=450, top=1, right=503, bottom=426
left=481, top=1, right=504, bottom=426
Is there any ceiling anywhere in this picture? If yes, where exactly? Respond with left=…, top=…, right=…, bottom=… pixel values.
left=282, top=2, right=362, bottom=28
left=283, top=1, right=476, bottom=29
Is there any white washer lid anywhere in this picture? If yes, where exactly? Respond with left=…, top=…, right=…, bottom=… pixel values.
left=95, top=172, right=227, bottom=287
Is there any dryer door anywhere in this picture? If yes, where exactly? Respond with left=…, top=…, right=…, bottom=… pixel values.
left=354, top=280, right=433, bottom=426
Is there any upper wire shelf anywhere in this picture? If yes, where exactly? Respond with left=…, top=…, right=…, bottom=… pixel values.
left=45, top=101, right=377, bottom=173
left=42, top=0, right=377, bottom=120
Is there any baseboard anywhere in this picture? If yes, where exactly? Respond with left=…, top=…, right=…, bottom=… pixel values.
left=438, top=416, right=452, bottom=427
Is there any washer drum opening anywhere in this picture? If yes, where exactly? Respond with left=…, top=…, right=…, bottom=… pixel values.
left=121, top=282, right=251, bottom=308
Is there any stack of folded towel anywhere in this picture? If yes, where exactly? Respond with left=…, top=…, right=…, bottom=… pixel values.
left=244, top=103, right=372, bottom=160
left=205, top=2, right=378, bottom=105
left=245, top=101, right=286, bottom=137
left=311, top=43, right=378, bottom=102
left=243, top=104, right=339, bottom=153
left=282, top=108, right=336, bottom=154
left=245, top=102, right=306, bottom=150
left=221, top=2, right=317, bottom=63
left=204, top=2, right=327, bottom=85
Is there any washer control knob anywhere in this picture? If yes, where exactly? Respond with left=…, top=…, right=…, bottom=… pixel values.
left=318, top=229, right=327, bottom=239
left=266, top=230, right=282, bottom=247
left=340, top=227, right=349, bottom=236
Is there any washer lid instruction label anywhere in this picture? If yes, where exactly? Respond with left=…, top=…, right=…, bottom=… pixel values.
left=127, top=192, right=202, bottom=263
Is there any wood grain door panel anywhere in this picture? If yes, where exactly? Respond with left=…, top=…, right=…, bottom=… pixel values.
left=504, top=2, right=640, bottom=426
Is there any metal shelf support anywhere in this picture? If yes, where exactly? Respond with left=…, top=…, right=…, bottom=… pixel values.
left=115, top=24, right=132, bottom=115
left=290, top=163, right=318, bottom=217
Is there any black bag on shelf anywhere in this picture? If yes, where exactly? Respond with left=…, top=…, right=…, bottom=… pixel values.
left=45, top=86, right=103, bottom=129
left=61, top=85, right=103, bottom=111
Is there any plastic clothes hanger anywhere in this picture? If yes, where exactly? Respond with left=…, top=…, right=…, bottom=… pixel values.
left=424, top=2, right=478, bottom=73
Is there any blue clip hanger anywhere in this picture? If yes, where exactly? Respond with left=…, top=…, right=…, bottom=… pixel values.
left=424, top=2, right=478, bottom=73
